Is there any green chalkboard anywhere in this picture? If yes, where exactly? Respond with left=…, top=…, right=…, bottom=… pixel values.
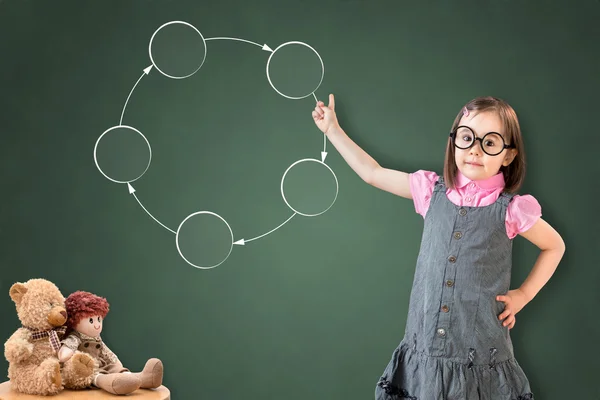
left=1, top=1, right=598, bottom=399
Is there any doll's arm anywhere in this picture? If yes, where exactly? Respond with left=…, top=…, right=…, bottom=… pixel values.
left=4, top=328, right=34, bottom=363
left=58, top=333, right=81, bottom=362
left=58, top=346, right=74, bottom=362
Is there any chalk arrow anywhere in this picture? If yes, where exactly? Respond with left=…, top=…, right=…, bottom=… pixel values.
left=127, top=184, right=176, bottom=234
left=120, top=65, right=153, bottom=125
left=205, top=37, right=273, bottom=52
left=234, top=213, right=296, bottom=246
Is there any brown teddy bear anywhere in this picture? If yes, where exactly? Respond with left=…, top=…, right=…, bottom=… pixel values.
left=3, top=278, right=95, bottom=395
left=58, top=290, right=163, bottom=395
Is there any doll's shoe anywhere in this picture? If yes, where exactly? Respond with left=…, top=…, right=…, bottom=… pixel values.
left=95, top=373, right=141, bottom=395
left=131, top=358, right=163, bottom=388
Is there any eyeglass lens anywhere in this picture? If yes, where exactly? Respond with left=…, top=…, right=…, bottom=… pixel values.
left=454, top=127, right=506, bottom=156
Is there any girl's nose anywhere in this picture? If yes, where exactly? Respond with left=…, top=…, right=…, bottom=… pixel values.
left=469, top=139, right=483, bottom=155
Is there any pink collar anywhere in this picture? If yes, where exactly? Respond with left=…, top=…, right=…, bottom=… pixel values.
left=455, top=171, right=505, bottom=190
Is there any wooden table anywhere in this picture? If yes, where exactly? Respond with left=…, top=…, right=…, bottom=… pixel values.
left=0, top=381, right=170, bottom=399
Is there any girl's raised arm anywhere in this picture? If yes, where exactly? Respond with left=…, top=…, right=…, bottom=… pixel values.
left=312, top=94, right=412, bottom=199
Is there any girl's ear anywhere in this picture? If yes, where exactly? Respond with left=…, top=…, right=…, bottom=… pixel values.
left=502, top=149, right=518, bottom=166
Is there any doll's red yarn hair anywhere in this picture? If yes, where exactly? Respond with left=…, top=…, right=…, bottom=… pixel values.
left=65, top=291, right=110, bottom=329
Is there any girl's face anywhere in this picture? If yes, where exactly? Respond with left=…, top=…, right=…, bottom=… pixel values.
left=454, top=111, right=517, bottom=181
left=74, top=314, right=104, bottom=337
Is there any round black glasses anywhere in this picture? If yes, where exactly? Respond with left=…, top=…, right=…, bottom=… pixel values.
left=449, top=126, right=515, bottom=156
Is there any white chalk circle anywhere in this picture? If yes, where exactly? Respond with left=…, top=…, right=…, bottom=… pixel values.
left=280, top=158, right=338, bottom=217
left=266, top=41, right=324, bottom=100
left=148, top=20, right=207, bottom=79
left=176, top=211, right=234, bottom=269
left=93, top=125, right=152, bottom=184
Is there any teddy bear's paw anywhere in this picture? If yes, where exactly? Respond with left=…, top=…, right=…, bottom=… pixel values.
left=41, top=359, right=62, bottom=390
left=9, top=338, right=34, bottom=362
left=71, top=352, right=95, bottom=376
left=51, top=362, right=62, bottom=387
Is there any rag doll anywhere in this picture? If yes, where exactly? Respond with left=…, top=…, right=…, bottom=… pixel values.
left=58, top=290, right=163, bottom=395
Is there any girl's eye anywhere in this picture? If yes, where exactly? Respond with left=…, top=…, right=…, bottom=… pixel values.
left=89, top=318, right=93, bottom=324
left=97, top=317, right=101, bottom=323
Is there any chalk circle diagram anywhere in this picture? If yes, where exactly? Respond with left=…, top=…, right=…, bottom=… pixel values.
left=93, top=20, right=337, bottom=269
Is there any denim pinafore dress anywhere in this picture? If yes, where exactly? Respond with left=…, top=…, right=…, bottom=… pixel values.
left=375, top=178, right=534, bottom=400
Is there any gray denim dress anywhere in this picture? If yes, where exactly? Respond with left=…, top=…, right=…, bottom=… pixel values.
left=375, top=178, right=534, bottom=400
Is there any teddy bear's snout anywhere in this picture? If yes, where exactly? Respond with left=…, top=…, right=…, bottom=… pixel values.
left=47, top=307, right=68, bottom=326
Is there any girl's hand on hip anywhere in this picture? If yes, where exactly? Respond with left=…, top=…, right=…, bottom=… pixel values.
left=496, top=289, right=528, bottom=329
left=312, top=93, right=339, bottom=135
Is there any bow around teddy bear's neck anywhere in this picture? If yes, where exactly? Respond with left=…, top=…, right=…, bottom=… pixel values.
left=24, top=325, right=67, bottom=352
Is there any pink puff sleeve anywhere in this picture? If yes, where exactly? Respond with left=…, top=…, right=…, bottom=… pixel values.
left=409, top=170, right=439, bottom=217
left=505, top=194, right=542, bottom=239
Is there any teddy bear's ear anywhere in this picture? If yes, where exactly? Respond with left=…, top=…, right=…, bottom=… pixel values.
left=9, top=283, right=28, bottom=305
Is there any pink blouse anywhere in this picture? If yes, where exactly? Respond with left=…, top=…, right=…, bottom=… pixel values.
left=409, top=170, right=541, bottom=239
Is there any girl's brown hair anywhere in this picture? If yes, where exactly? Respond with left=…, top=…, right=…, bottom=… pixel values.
left=65, top=291, right=110, bottom=329
left=443, top=96, right=526, bottom=194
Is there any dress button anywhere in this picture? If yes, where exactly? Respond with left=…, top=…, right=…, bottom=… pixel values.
left=437, top=328, right=446, bottom=337
left=446, top=280, right=454, bottom=287
left=448, top=255, right=456, bottom=263
left=470, top=183, right=475, bottom=189
left=459, top=208, right=467, bottom=216
left=453, top=231, right=462, bottom=240
left=441, top=305, right=449, bottom=313
left=465, top=197, right=472, bottom=202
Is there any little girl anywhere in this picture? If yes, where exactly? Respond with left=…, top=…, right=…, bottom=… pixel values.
left=312, top=95, right=565, bottom=399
